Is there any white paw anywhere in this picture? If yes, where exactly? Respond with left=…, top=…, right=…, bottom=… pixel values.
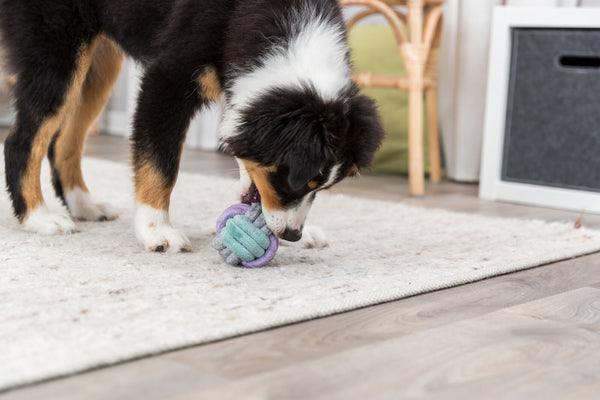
left=135, top=205, right=192, bottom=253
left=23, top=205, right=76, bottom=235
left=65, top=188, right=118, bottom=221
left=282, top=225, right=328, bottom=249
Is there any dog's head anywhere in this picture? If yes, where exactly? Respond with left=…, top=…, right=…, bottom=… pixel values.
left=223, top=85, right=384, bottom=242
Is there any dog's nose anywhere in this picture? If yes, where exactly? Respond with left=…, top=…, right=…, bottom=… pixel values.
left=280, top=228, right=303, bottom=242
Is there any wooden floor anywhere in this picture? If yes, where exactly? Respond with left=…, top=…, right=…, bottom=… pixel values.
left=2, top=130, right=600, bottom=399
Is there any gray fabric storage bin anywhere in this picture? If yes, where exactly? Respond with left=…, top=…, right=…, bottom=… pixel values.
left=502, top=28, right=600, bottom=192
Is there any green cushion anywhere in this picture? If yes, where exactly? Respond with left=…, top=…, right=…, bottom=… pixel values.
left=348, top=24, right=430, bottom=176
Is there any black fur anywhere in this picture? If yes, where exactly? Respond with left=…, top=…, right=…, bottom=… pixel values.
left=226, top=87, right=347, bottom=178
left=223, top=0, right=346, bottom=76
left=226, top=83, right=384, bottom=207
left=1, top=0, right=99, bottom=219
left=3, top=127, right=28, bottom=218
left=1, top=0, right=384, bottom=237
left=346, top=94, right=386, bottom=169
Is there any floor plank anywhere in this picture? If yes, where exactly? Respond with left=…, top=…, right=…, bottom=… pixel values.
left=1, top=358, right=227, bottom=400
left=163, top=253, right=600, bottom=380
left=169, top=287, right=600, bottom=400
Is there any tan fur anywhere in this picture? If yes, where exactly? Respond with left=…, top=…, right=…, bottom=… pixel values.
left=7, top=74, right=16, bottom=88
left=240, top=160, right=282, bottom=211
left=21, top=40, right=98, bottom=220
left=196, top=66, right=222, bottom=101
left=20, top=113, right=65, bottom=218
left=53, top=35, right=124, bottom=193
left=134, top=162, right=173, bottom=210
left=307, top=181, right=318, bottom=190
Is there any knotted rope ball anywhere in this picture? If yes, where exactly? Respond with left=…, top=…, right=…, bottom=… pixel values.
left=212, top=203, right=279, bottom=268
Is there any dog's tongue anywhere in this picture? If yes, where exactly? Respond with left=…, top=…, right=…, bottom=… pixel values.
left=241, top=183, right=261, bottom=205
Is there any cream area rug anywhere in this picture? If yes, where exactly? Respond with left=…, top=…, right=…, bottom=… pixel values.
left=2, top=152, right=600, bottom=391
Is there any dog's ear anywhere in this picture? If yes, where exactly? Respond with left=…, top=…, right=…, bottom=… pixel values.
left=286, top=151, right=326, bottom=191
left=279, top=119, right=332, bottom=191
left=346, top=94, right=385, bottom=169
left=224, top=88, right=342, bottom=187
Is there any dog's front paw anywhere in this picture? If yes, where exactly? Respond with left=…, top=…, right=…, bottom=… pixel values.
left=65, top=188, right=118, bottom=222
left=138, top=225, right=192, bottom=253
left=135, top=205, right=192, bottom=253
left=23, top=205, right=76, bottom=235
left=282, top=225, right=328, bottom=249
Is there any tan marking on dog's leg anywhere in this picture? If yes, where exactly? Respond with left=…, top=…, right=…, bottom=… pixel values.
left=50, top=36, right=124, bottom=222
left=240, top=160, right=281, bottom=211
left=134, top=161, right=179, bottom=211
left=21, top=115, right=64, bottom=217
left=55, top=35, right=124, bottom=193
left=195, top=66, right=222, bottom=101
left=134, top=161, right=191, bottom=252
left=20, top=41, right=97, bottom=221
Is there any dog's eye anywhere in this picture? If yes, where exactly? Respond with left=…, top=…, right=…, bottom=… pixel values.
left=307, top=181, right=318, bottom=190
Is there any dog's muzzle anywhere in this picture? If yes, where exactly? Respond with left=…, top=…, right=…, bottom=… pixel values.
left=280, top=227, right=303, bottom=242
left=242, top=182, right=304, bottom=242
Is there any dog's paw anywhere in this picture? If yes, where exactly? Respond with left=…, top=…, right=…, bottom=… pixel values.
left=23, top=205, right=76, bottom=235
left=135, top=205, right=192, bottom=253
left=65, top=188, right=118, bottom=222
left=281, top=225, right=328, bottom=249
left=138, top=225, right=192, bottom=253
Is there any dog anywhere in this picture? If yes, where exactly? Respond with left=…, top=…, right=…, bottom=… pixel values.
left=0, top=0, right=384, bottom=252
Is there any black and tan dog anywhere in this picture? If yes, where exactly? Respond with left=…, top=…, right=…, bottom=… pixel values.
left=0, top=0, right=384, bottom=252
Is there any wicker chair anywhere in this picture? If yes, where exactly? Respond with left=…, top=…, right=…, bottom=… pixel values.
left=339, top=0, right=445, bottom=195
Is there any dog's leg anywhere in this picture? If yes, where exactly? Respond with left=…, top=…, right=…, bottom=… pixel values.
left=48, top=36, right=124, bottom=222
left=4, top=40, right=96, bottom=234
left=132, top=63, right=205, bottom=252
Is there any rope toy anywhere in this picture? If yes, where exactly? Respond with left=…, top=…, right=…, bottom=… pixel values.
left=212, top=203, right=279, bottom=268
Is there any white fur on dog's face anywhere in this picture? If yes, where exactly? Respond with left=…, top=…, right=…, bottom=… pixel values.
left=265, top=163, right=341, bottom=235
left=263, top=194, right=313, bottom=234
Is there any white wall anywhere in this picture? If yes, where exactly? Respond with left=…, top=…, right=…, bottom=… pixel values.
left=439, top=0, right=504, bottom=182
left=98, top=60, right=221, bottom=151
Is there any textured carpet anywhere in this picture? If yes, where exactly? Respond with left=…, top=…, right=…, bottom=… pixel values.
left=2, top=154, right=600, bottom=391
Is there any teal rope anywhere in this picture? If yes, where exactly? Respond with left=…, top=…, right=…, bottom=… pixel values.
left=220, top=215, right=270, bottom=261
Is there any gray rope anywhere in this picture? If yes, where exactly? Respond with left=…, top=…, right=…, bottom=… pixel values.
left=212, top=203, right=272, bottom=266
